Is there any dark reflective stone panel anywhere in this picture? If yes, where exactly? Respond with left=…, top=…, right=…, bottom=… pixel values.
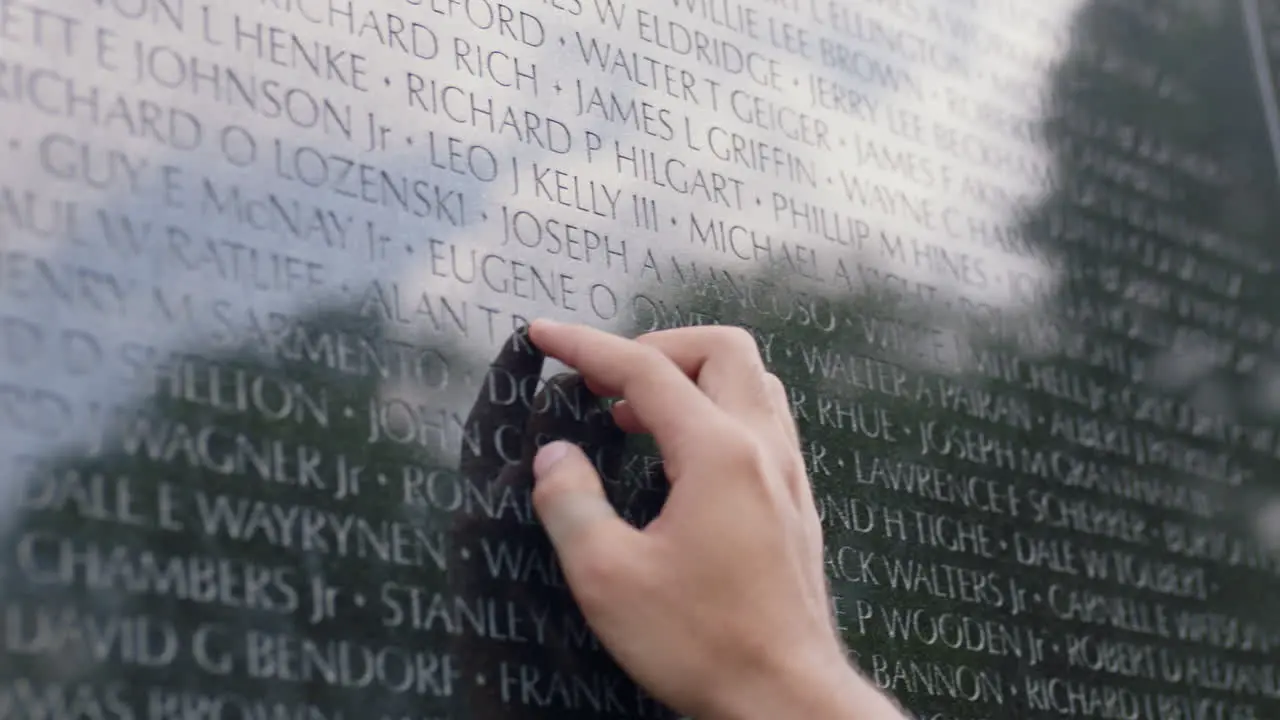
left=2, top=0, right=1280, bottom=718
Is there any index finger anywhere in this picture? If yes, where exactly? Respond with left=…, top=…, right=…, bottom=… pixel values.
left=528, top=320, right=724, bottom=454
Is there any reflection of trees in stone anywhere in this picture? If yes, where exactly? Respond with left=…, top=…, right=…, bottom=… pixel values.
left=9, top=2, right=1280, bottom=719
left=1028, top=0, right=1280, bottom=544
left=602, top=1, right=1280, bottom=715
left=1, top=303, right=484, bottom=718
left=1025, top=0, right=1280, bottom=656
left=1, top=299, right=679, bottom=719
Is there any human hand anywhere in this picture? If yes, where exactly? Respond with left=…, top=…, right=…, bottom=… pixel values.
left=525, top=321, right=905, bottom=720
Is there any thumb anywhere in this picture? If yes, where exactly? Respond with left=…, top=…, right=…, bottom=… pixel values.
left=532, top=441, right=637, bottom=572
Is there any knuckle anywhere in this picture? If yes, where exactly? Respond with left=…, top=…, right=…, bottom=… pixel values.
left=750, top=371, right=775, bottom=408
left=529, top=483, right=558, bottom=519
left=613, top=343, right=666, bottom=389
left=638, top=341, right=670, bottom=362
left=718, top=427, right=759, bottom=458
left=722, top=432, right=771, bottom=474
left=706, top=325, right=761, bottom=359
left=530, top=468, right=576, bottom=510
left=628, top=341, right=668, bottom=368
left=763, top=372, right=787, bottom=397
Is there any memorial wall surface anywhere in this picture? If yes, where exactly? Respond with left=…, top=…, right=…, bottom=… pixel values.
left=4, top=0, right=1280, bottom=717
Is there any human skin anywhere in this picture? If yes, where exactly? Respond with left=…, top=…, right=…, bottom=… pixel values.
left=525, top=319, right=908, bottom=720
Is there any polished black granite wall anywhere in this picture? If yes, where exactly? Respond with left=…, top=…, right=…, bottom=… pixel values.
left=3, top=0, right=1280, bottom=718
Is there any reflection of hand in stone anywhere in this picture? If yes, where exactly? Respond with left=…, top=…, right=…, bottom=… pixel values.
left=449, top=327, right=674, bottom=719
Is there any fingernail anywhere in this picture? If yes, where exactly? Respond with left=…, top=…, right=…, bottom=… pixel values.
left=534, top=441, right=571, bottom=477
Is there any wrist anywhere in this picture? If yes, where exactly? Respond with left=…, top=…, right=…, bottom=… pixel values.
left=708, top=647, right=904, bottom=720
